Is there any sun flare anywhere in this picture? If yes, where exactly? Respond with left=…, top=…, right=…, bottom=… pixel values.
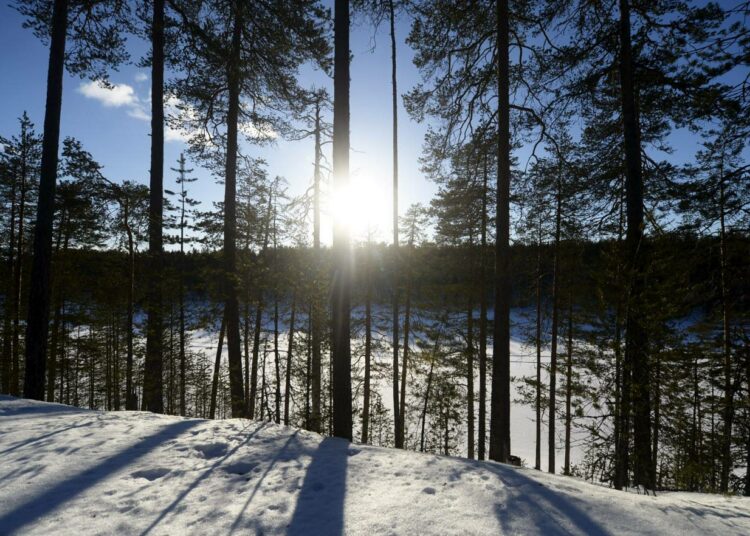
left=328, top=171, right=391, bottom=241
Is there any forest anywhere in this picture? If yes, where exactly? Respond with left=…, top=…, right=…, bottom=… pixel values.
left=1, top=0, right=749, bottom=504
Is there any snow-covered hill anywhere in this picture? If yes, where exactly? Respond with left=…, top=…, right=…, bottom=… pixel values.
left=1, top=397, right=748, bottom=535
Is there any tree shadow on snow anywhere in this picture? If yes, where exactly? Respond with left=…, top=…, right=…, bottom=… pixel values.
left=0, top=418, right=200, bottom=535
left=141, top=421, right=267, bottom=535
left=0, top=419, right=96, bottom=456
left=286, top=437, right=350, bottom=536
left=487, top=463, right=611, bottom=536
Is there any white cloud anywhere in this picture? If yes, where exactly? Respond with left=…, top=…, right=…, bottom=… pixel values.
left=134, top=72, right=148, bottom=83
left=127, top=106, right=150, bottom=121
left=78, top=81, right=138, bottom=108
left=239, top=121, right=277, bottom=141
left=165, top=127, right=189, bottom=142
left=77, top=81, right=191, bottom=144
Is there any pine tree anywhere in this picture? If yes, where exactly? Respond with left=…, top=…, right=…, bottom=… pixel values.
left=14, top=0, right=129, bottom=401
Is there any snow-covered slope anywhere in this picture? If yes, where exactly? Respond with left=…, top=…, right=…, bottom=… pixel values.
left=1, top=397, right=748, bottom=536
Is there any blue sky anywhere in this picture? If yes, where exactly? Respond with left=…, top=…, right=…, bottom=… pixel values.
left=0, top=3, right=434, bottom=245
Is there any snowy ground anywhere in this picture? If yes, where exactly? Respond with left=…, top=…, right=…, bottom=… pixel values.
left=2, top=397, right=749, bottom=535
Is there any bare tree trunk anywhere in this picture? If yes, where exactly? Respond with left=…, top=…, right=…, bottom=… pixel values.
left=209, top=314, right=226, bottom=420
left=306, top=306, right=312, bottom=429
left=274, top=296, right=281, bottom=424
left=179, top=156, right=188, bottom=417
left=652, top=351, right=661, bottom=488
left=284, top=296, right=296, bottom=426
left=311, top=95, right=323, bottom=433
left=125, top=206, right=137, bottom=410
left=1, top=170, right=16, bottom=394
left=221, top=6, right=246, bottom=418
left=143, top=0, right=164, bottom=413
left=47, top=295, right=63, bottom=402
left=331, top=0, right=352, bottom=441
left=244, top=300, right=250, bottom=412
left=564, top=296, right=573, bottom=476
left=143, top=0, right=165, bottom=413
left=11, top=151, right=28, bottom=397
left=548, top=177, right=562, bottom=474
left=362, top=250, right=372, bottom=444
left=618, top=0, right=653, bottom=490
left=489, top=0, right=511, bottom=463
left=398, top=252, right=412, bottom=445
left=614, top=182, right=627, bottom=489
left=534, top=218, right=542, bottom=471
left=113, top=315, right=120, bottom=410
left=467, top=297, right=475, bottom=459
left=249, top=199, right=271, bottom=419
left=250, top=301, right=263, bottom=418
left=420, top=360, right=435, bottom=453
left=478, top=153, right=488, bottom=461
left=719, top=164, right=733, bottom=493
left=388, top=0, right=402, bottom=451
left=745, top=338, right=750, bottom=496
left=23, top=0, right=69, bottom=400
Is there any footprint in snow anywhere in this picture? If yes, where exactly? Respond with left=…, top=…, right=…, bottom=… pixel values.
left=223, top=461, right=259, bottom=475
left=422, top=487, right=437, bottom=495
left=130, top=468, right=170, bottom=481
left=194, top=442, right=229, bottom=458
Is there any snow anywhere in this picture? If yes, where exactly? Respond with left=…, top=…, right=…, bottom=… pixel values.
left=2, top=397, right=749, bottom=535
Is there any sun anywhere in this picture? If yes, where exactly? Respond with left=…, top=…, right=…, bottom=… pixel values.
left=328, top=171, right=391, bottom=242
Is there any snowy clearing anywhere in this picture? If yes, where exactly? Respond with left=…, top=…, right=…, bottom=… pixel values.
left=1, top=396, right=749, bottom=535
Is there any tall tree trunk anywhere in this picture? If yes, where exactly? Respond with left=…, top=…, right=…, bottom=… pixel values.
left=222, top=7, right=246, bottom=418
left=274, top=296, right=281, bottom=424
left=420, top=330, right=442, bottom=453
left=489, top=0, right=511, bottom=463
left=719, top=164, right=733, bottom=493
left=11, top=152, right=28, bottom=397
left=46, top=294, right=63, bottom=402
left=534, top=216, right=542, bottom=470
left=362, top=249, right=372, bottom=444
left=745, top=342, right=750, bottom=496
left=467, top=297, right=475, bottom=459
left=331, top=0, right=352, bottom=441
left=420, top=359, right=434, bottom=453
left=398, top=248, right=412, bottom=445
left=250, top=301, right=263, bottom=418
left=388, top=0, right=402, bottom=451
left=548, top=177, right=562, bottom=474
left=614, top=182, right=627, bottom=489
left=284, top=296, right=296, bottom=426
left=652, top=350, right=661, bottom=489
left=59, top=304, right=66, bottom=402
left=125, top=204, right=137, bottom=410
left=618, top=0, right=653, bottom=490
left=178, top=155, right=188, bottom=417
left=23, top=0, right=69, bottom=401
left=209, top=314, right=226, bottom=420
left=564, top=295, right=573, bottom=476
left=310, top=95, right=323, bottom=433
left=244, top=300, right=250, bottom=411
left=113, top=315, right=120, bottom=410
left=249, top=193, right=273, bottom=418
left=478, top=153, right=488, bottom=461
left=143, top=0, right=165, bottom=413
left=306, top=306, right=312, bottom=429
left=1, top=170, right=16, bottom=394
